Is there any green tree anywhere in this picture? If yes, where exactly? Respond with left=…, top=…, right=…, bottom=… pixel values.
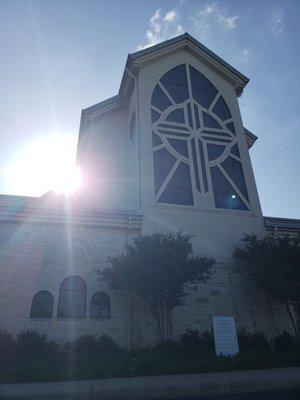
left=100, top=232, right=214, bottom=341
left=234, top=234, right=300, bottom=336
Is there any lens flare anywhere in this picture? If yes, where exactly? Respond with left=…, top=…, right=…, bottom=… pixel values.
left=4, top=134, right=81, bottom=196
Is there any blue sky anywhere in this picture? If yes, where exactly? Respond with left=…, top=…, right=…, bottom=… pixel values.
left=0, top=0, right=299, bottom=218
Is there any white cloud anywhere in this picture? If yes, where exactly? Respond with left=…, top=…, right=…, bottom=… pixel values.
left=191, top=2, right=239, bottom=42
left=138, top=8, right=184, bottom=50
left=164, top=10, right=179, bottom=23
left=269, top=9, right=285, bottom=36
left=218, top=14, right=239, bottom=29
left=199, top=2, right=217, bottom=17
left=242, top=48, right=250, bottom=58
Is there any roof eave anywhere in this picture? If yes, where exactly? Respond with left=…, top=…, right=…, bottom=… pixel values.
left=128, top=33, right=249, bottom=96
left=244, top=128, right=258, bottom=149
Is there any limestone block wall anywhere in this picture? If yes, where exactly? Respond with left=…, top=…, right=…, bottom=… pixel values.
left=0, top=218, right=293, bottom=349
left=130, top=262, right=293, bottom=348
left=0, top=220, right=133, bottom=348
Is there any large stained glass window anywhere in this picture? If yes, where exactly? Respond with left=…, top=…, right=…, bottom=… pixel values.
left=151, top=64, right=250, bottom=210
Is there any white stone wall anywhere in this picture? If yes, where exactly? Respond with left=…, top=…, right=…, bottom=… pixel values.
left=0, top=221, right=133, bottom=348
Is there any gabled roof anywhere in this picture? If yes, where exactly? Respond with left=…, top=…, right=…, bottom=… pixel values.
left=244, top=128, right=258, bottom=148
left=82, top=32, right=249, bottom=119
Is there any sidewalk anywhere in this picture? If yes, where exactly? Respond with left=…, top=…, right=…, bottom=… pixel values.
left=0, top=367, right=300, bottom=399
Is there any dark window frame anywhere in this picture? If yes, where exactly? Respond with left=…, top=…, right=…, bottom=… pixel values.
left=30, top=290, right=54, bottom=319
left=90, top=291, right=111, bottom=319
left=57, top=275, right=87, bottom=319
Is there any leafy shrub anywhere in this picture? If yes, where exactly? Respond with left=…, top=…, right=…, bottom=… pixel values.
left=74, top=335, right=100, bottom=354
left=272, top=331, right=300, bottom=351
left=15, top=330, right=58, bottom=355
left=0, top=330, right=16, bottom=359
left=152, top=340, right=182, bottom=354
left=0, top=330, right=299, bottom=383
left=237, top=329, right=270, bottom=351
left=73, top=334, right=120, bottom=355
left=180, top=329, right=214, bottom=353
left=98, top=334, right=121, bottom=353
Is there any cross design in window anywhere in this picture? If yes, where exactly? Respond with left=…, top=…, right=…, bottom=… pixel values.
left=151, top=64, right=250, bottom=210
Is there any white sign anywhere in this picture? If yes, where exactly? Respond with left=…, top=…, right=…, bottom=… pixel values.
left=212, top=315, right=239, bottom=357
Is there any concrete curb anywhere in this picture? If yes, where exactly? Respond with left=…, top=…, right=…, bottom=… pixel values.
left=0, top=367, right=300, bottom=399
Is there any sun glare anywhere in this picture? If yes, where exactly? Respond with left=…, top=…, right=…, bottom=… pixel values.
left=4, top=134, right=82, bottom=196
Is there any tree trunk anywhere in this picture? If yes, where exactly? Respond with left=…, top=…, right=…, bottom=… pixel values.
left=166, top=308, right=173, bottom=340
left=285, top=301, right=299, bottom=337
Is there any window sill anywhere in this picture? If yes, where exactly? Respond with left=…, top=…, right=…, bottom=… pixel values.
left=56, top=317, right=86, bottom=320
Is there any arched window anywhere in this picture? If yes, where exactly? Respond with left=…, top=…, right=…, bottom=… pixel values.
left=151, top=64, right=250, bottom=211
left=90, top=292, right=111, bottom=318
left=130, top=112, right=136, bottom=139
left=30, top=290, right=54, bottom=318
left=57, top=275, right=86, bottom=318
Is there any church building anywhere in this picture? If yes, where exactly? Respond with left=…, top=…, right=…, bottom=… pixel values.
left=0, top=33, right=299, bottom=348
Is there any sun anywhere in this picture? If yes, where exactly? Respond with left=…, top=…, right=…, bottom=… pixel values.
left=4, top=134, right=82, bottom=196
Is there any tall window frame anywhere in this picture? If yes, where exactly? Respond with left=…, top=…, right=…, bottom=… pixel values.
left=150, top=63, right=250, bottom=211
left=30, top=290, right=54, bottom=319
left=57, top=275, right=87, bottom=318
left=90, top=291, right=111, bottom=318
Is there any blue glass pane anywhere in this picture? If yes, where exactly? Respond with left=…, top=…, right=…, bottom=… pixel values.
left=30, top=291, right=53, bottom=318
left=194, top=104, right=200, bottom=129
left=151, top=84, right=172, bottom=110
left=168, top=138, right=188, bottom=157
left=159, top=162, right=193, bottom=205
left=210, top=166, right=248, bottom=210
left=221, top=156, right=249, bottom=201
left=187, top=103, right=193, bottom=127
left=166, top=108, right=185, bottom=123
left=153, top=148, right=176, bottom=193
left=57, top=276, right=86, bottom=318
left=151, top=109, right=161, bottom=123
left=207, top=143, right=225, bottom=161
left=91, top=292, right=110, bottom=318
left=152, top=132, right=162, bottom=147
left=212, top=96, right=232, bottom=120
left=226, top=122, right=236, bottom=135
left=160, top=64, right=189, bottom=103
left=203, top=112, right=222, bottom=129
left=189, top=66, right=218, bottom=108
left=231, top=143, right=240, bottom=157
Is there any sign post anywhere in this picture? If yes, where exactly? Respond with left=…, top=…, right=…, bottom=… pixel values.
left=212, top=315, right=239, bottom=357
